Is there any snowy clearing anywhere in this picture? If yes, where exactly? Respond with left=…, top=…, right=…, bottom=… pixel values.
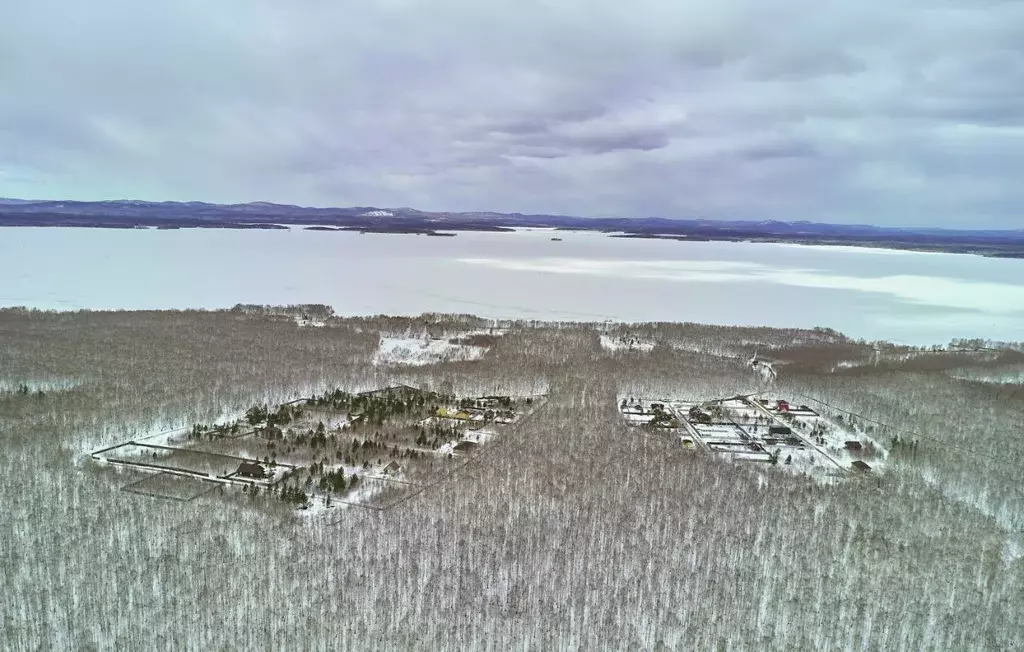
left=600, top=335, right=655, bottom=353
left=949, top=365, right=1024, bottom=385
left=0, top=377, right=81, bottom=393
left=372, top=335, right=488, bottom=366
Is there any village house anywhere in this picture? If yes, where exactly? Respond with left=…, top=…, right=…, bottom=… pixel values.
left=236, top=461, right=266, bottom=479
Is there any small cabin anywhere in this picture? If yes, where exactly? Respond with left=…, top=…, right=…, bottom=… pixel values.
left=851, top=460, right=872, bottom=472
left=383, top=460, right=403, bottom=475
left=845, top=440, right=863, bottom=451
left=768, top=425, right=793, bottom=436
left=776, top=400, right=790, bottom=412
left=237, top=462, right=266, bottom=479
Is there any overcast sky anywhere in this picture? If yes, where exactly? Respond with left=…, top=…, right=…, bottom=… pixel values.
left=2, top=0, right=1023, bottom=227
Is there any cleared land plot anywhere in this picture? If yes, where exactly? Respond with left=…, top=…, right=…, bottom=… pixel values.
left=93, top=387, right=542, bottom=512
left=692, top=424, right=747, bottom=442
left=120, top=472, right=219, bottom=502
left=621, top=411, right=654, bottom=425
left=618, top=399, right=680, bottom=428
left=101, top=442, right=295, bottom=482
left=600, top=335, right=655, bottom=353
left=620, top=393, right=876, bottom=481
left=744, top=396, right=888, bottom=474
left=780, top=412, right=886, bottom=471
left=733, top=451, right=772, bottom=462
left=372, top=331, right=501, bottom=366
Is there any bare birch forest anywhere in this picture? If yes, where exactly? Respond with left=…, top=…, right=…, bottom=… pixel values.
left=1, top=307, right=1022, bottom=650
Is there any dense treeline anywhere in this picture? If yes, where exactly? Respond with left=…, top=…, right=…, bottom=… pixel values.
left=0, top=308, right=1021, bottom=650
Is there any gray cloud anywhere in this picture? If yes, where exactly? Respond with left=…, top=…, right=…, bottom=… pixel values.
left=1, top=0, right=1023, bottom=227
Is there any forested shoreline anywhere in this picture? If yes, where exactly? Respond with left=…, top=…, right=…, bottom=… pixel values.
left=1, top=308, right=1021, bottom=650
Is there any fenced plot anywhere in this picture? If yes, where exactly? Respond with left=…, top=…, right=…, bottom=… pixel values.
left=120, top=472, right=220, bottom=502
left=100, top=441, right=295, bottom=484
left=92, top=388, right=545, bottom=514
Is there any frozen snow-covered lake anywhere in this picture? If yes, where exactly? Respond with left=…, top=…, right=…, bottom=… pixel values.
left=1, top=226, right=1022, bottom=345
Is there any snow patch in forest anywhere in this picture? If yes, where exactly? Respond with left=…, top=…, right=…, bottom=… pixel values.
left=667, top=342, right=745, bottom=357
left=949, top=366, right=1024, bottom=385
left=373, top=335, right=488, bottom=366
left=600, top=335, right=655, bottom=353
left=0, top=377, right=82, bottom=393
left=1003, top=538, right=1023, bottom=564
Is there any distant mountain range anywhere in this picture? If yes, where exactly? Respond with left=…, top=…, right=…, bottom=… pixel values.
left=1, top=198, right=1022, bottom=258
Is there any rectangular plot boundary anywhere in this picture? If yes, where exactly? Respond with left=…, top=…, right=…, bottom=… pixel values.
left=120, top=472, right=221, bottom=502
left=98, top=441, right=297, bottom=482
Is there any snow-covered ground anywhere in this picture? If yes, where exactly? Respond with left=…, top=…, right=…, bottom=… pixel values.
left=802, top=414, right=888, bottom=470
left=756, top=399, right=889, bottom=474
left=833, top=349, right=1004, bottom=373
left=372, top=335, right=488, bottom=366
left=77, top=409, right=240, bottom=465
left=622, top=412, right=653, bottom=424
left=467, top=427, right=498, bottom=444
left=300, top=467, right=387, bottom=519
left=949, top=365, right=1024, bottom=385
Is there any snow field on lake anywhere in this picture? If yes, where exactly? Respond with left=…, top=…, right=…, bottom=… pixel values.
left=5, top=227, right=1023, bottom=343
